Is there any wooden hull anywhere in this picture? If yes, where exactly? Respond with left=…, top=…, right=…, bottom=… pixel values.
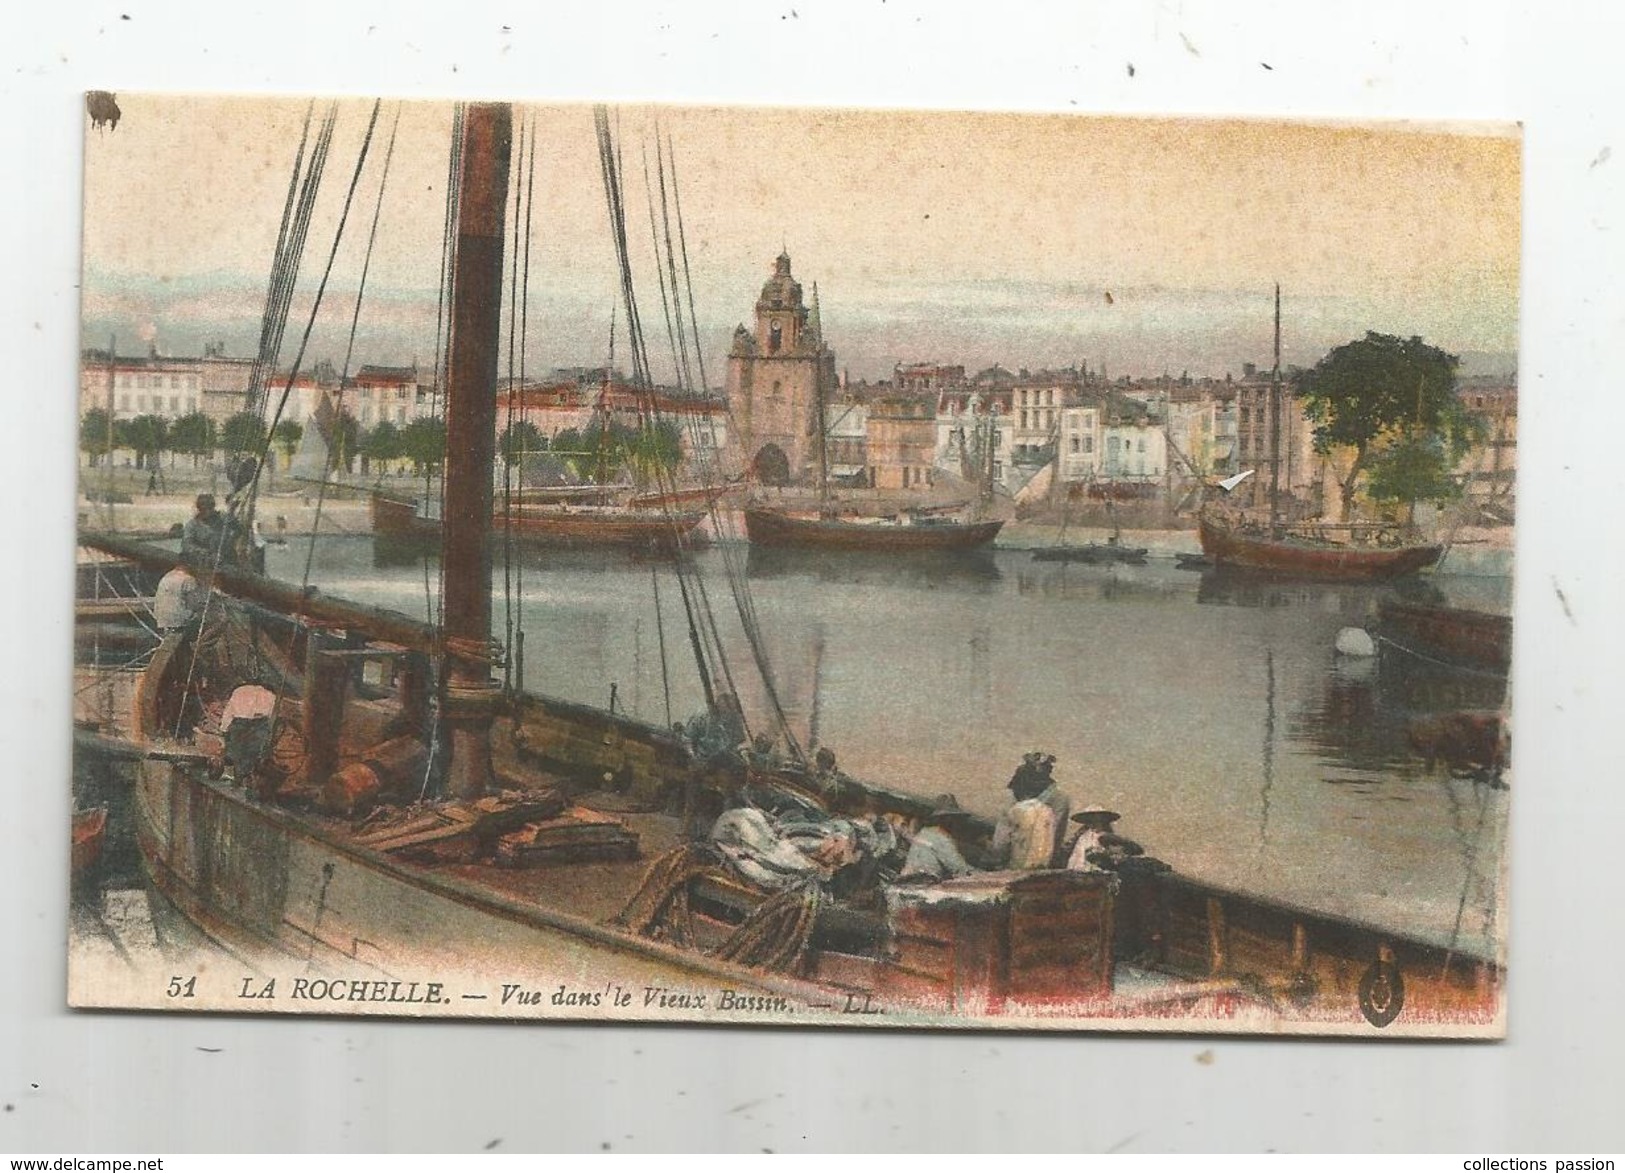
left=744, top=507, right=1003, bottom=553
left=1377, top=600, right=1512, bottom=673
left=119, top=737, right=1499, bottom=1031
left=1199, top=517, right=1442, bottom=582
left=627, top=483, right=737, bottom=510
left=372, top=493, right=705, bottom=549
left=126, top=755, right=835, bottom=1012
left=1127, top=870, right=1501, bottom=1028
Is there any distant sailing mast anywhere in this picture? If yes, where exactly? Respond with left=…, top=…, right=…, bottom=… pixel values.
left=1268, top=283, right=1283, bottom=538
left=596, top=307, right=617, bottom=489
left=102, top=334, right=117, bottom=530
left=810, top=282, right=833, bottom=518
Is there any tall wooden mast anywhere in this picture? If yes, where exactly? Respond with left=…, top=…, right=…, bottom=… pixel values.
left=440, top=102, right=513, bottom=800
left=811, top=282, right=832, bottom=517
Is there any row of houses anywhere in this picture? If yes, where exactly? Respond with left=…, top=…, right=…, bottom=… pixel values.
left=811, top=363, right=1304, bottom=503
left=802, top=364, right=1520, bottom=521
left=79, top=346, right=729, bottom=467
left=80, top=324, right=1516, bottom=516
left=77, top=345, right=427, bottom=430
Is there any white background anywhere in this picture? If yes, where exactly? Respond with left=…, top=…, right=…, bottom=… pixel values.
left=3, top=0, right=1622, bottom=1154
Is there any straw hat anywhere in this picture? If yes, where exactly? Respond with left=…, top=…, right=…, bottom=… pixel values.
left=923, top=794, right=978, bottom=827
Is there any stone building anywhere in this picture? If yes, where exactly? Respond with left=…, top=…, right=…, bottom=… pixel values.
left=725, top=252, right=838, bottom=487
left=865, top=397, right=938, bottom=491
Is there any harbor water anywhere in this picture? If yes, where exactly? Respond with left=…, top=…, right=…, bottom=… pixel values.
left=280, top=533, right=1509, bottom=962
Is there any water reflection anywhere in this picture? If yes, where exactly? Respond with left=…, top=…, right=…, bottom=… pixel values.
left=744, top=543, right=1002, bottom=590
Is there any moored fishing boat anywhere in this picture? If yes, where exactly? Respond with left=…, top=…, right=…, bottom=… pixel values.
left=1377, top=598, right=1511, bottom=673
left=1197, top=290, right=1443, bottom=582
left=1031, top=540, right=1147, bottom=565
left=1198, top=514, right=1443, bottom=582
left=743, top=505, right=1003, bottom=553
left=370, top=490, right=707, bottom=550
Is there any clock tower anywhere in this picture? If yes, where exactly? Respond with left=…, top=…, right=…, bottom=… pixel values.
left=726, top=252, right=837, bottom=486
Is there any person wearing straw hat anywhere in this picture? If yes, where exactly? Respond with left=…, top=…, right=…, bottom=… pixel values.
left=1065, top=805, right=1144, bottom=873
left=898, top=794, right=980, bottom=882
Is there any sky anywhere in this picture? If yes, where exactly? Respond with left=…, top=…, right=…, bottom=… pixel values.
left=80, top=95, right=1522, bottom=385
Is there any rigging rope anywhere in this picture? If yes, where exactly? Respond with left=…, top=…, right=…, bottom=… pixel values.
left=243, top=103, right=328, bottom=429
left=423, top=103, right=466, bottom=640
left=650, top=127, right=803, bottom=762
left=502, top=109, right=524, bottom=694
left=593, top=106, right=718, bottom=712
left=650, top=563, right=674, bottom=728
left=249, top=99, right=383, bottom=528
left=298, top=103, right=401, bottom=596
left=243, top=102, right=315, bottom=424
left=170, top=103, right=347, bottom=737
left=640, top=143, right=689, bottom=400
left=419, top=102, right=468, bottom=802
left=514, top=114, right=538, bottom=696
left=654, top=136, right=697, bottom=396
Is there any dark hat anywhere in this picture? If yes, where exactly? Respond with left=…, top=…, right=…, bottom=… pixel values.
left=1071, top=805, right=1121, bottom=824
left=923, top=793, right=977, bottom=827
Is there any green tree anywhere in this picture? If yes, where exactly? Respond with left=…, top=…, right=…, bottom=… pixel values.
left=399, top=417, right=446, bottom=476
left=169, top=411, right=217, bottom=469
left=221, top=411, right=267, bottom=458
left=272, top=419, right=303, bottom=470
left=499, top=419, right=543, bottom=466
left=367, top=419, right=403, bottom=459
left=120, top=414, right=168, bottom=471
left=331, top=410, right=360, bottom=475
left=1293, top=332, right=1471, bottom=521
left=576, top=419, right=636, bottom=483
left=1365, top=433, right=1464, bottom=525
left=80, top=408, right=114, bottom=467
left=363, top=419, right=403, bottom=478
left=625, top=418, right=683, bottom=483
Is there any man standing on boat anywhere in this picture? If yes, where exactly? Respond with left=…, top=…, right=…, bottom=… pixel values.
left=898, top=795, right=979, bottom=882
left=988, top=753, right=1073, bottom=869
left=218, top=680, right=278, bottom=788
left=180, top=493, right=229, bottom=567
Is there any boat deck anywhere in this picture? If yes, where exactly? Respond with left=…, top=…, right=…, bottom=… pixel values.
left=438, top=805, right=685, bottom=926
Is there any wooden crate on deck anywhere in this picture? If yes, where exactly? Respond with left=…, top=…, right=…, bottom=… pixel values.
left=882, top=870, right=1114, bottom=1011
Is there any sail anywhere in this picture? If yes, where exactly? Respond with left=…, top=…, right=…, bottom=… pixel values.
left=288, top=389, right=336, bottom=482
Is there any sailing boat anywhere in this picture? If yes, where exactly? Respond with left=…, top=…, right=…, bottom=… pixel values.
left=741, top=289, right=1003, bottom=553
left=369, top=337, right=715, bottom=550
left=72, top=102, right=1500, bottom=1031
left=1198, top=288, right=1444, bottom=582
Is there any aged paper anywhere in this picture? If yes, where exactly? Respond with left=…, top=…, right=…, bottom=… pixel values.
left=70, top=94, right=1516, bottom=1035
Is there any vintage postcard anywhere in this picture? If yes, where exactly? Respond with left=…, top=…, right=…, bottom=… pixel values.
left=70, top=94, right=1516, bottom=1036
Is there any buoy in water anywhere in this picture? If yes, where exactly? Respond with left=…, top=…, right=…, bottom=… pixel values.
left=1335, top=626, right=1377, bottom=658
